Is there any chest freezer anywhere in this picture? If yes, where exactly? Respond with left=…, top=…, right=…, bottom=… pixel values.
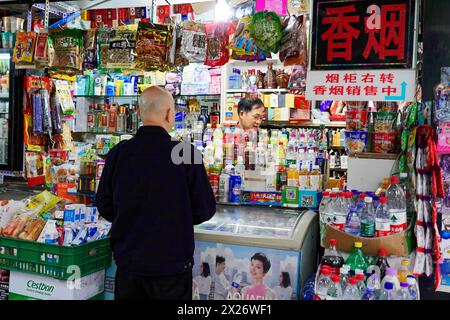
left=193, top=204, right=318, bottom=300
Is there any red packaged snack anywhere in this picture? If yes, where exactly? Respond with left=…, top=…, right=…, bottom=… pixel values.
left=372, top=132, right=398, bottom=154
left=204, top=22, right=233, bottom=67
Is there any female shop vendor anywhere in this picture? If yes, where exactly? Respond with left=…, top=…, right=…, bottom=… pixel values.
left=237, top=97, right=266, bottom=131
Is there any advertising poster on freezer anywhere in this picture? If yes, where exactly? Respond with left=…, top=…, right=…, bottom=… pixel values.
left=193, top=240, right=300, bottom=300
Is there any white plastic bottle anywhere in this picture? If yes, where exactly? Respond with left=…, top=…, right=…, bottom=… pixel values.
left=256, top=142, right=267, bottom=172
left=44, top=221, right=59, bottom=245
left=326, top=275, right=343, bottom=300
left=386, top=175, right=407, bottom=233
left=317, top=268, right=332, bottom=297
left=396, top=282, right=411, bottom=300
left=380, top=282, right=395, bottom=300
left=324, top=193, right=337, bottom=225
left=381, top=267, right=401, bottom=291
left=319, top=191, right=331, bottom=224
left=342, top=277, right=359, bottom=300
left=219, top=171, right=230, bottom=203
left=331, top=192, right=348, bottom=231
left=375, top=197, right=391, bottom=237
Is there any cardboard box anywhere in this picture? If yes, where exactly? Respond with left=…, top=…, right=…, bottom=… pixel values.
left=9, top=270, right=105, bottom=300
left=321, top=223, right=415, bottom=257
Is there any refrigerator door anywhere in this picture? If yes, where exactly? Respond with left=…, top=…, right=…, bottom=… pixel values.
left=0, top=49, right=23, bottom=171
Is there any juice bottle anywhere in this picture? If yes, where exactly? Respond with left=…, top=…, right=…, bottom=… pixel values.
left=277, top=141, right=286, bottom=166
left=397, top=259, right=411, bottom=283
left=287, top=164, right=299, bottom=186
left=310, top=165, right=322, bottom=191
left=298, top=165, right=310, bottom=190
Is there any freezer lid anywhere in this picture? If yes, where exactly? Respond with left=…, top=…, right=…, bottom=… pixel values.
left=195, top=205, right=319, bottom=250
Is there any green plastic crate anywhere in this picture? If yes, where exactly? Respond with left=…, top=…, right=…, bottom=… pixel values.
left=0, top=236, right=112, bottom=280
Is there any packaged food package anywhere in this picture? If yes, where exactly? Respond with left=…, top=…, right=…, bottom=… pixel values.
left=54, top=79, right=76, bottom=116
left=48, top=28, right=84, bottom=71
left=23, top=108, right=45, bottom=152
left=25, top=151, right=45, bottom=185
left=23, top=190, right=62, bottom=216
left=32, top=92, right=43, bottom=135
left=43, top=153, right=52, bottom=188
left=51, top=162, right=78, bottom=184
left=173, top=24, right=189, bottom=66
left=135, top=22, right=173, bottom=70
left=40, top=89, right=52, bottom=135
left=12, top=32, right=37, bottom=64
left=229, top=16, right=271, bottom=61
left=346, top=110, right=368, bottom=131
left=204, top=22, right=233, bottom=67
left=83, top=29, right=97, bottom=69
left=97, top=28, right=111, bottom=69
left=179, top=21, right=206, bottom=63
left=377, top=101, right=398, bottom=113
left=0, top=200, right=25, bottom=233
left=249, top=11, right=283, bottom=53
left=18, top=217, right=46, bottom=241
left=1, top=213, right=32, bottom=238
left=107, top=24, right=138, bottom=69
left=372, top=132, right=399, bottom=154
left=373, top=112, right=398, bottom=133
left=279, top=15, right=307, bottom=66
left=345, top=131, right=368, bottom=153
left=34, top=31, right=49, bottom=66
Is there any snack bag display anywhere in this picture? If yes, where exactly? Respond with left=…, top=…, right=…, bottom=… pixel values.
left=135, top=22, right=173, bottom=70
left=34, top=31, right=49, bottom=66
left=372, top=132, right=399, bottom=154
left=250, top=11, right=283, bottom=53
left=180, top=21, right=207, bottom=63
left=345, top=131, right=368, bottom=153
left=12, top=32, right=36, bottom=64
left=49, top=28, right=84, bottom=71
left=373, top=112, right=398, bottom=133
left=97, top=28, right=111, bottom=69
left=83, top=29, right=97, bottom=69
left=107, top=24, right=138, bottom=69
left=25, top=151, right=45, bottom=186
left=279, top=15, right=307, bottom=66
left=204, top=22, right=233, bottom=67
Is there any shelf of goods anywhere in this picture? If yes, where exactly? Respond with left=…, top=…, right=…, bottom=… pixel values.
left=261, top=121, right=346, bottom=128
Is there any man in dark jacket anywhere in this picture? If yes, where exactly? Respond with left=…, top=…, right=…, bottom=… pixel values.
left=96, top=86, right=216, bottom=300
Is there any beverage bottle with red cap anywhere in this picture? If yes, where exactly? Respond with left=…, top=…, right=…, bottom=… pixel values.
left=374, top=248, right=390, bottom=279
left=356, top=274, right=366, bottom=297
left=375, top=197, right=391, bottom=237
left=319, top=191, right=331, bottom=226
left=326, top=274, right=343, bottom=300
left=331, top=192, right=348, bottom=231
left=321, top=239, right=344, bottom=274
left=316, top=267, right=332, bottom=296
left=342, top=277, right=359, bottom=300
left=323, top=193, right=338, bottom=225
left=386, top=175, right=407, bottom=233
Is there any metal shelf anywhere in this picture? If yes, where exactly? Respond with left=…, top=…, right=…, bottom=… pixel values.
left=349, top=152, right=400, bottom=160
left=261, top=121, right=346, bottom=128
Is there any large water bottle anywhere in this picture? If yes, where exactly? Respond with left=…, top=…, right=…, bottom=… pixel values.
left=356, top=274, right=366, bottom=298
left=342, top=277, right=359, bottom=300
left=375, top=197, right=391, bottom=237
left=331, top=192, right=348, bottom=231
left=386, top=175, right=407, bottom=233
left=319, top=191, right=331, bottom=224
left=326, top=275, right=343, bottom=300
left=380, top=282, right=395, bottom=300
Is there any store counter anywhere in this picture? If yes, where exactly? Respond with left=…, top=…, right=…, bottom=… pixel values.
left=193, top=204, right=319, bottom=300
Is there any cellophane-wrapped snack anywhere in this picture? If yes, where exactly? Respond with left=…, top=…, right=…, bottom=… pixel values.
left=107, top=24, right=138, bottom=69
left=49, top=28, right=84, bottom=71
left=135, top=22, right=173, bottom=70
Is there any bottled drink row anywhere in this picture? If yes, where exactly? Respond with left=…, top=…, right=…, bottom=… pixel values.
left=318, top=240, right=418, bottom=300
left=86, top=101, right=141, bottom=134
left=319, top=175, right=408, bottom=238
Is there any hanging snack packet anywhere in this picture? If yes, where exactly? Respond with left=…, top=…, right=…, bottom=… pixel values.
left=25, top=151, right=45, bottom=187
left=229, top=17, right=271, bottom=61
left=49, top=28, right=84, bottom=71
left=54, top=79, right=76, bottom=116
left=279, top=15, right=307, bottom=66
left=135, top=22, right=173, bottom=70
left=204, top=22, right=233, bottom=67
left=23, top=109, right=44, bottom=151
left=13, top=32, right=37, bottom=64
left=83, top=29, right=98, bottom=69
left=250, top=11, right=283, bottom=53
left=180, top=21, right=207, bottom=63
left=41, top=89, right=53, bottom=136
left=107, top=24, right=138, bottom=69
left=97, top=28, right=111, bottom=69
left=34, top=31, right=49, bottom=66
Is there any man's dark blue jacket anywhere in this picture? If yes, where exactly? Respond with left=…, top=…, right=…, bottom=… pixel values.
left=96, top=125, right=216, bottom=276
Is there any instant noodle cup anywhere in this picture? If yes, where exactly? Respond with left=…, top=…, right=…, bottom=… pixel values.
left=345, top=131, right=368, bottom=153
left=372, top=132, right=399, bottom=154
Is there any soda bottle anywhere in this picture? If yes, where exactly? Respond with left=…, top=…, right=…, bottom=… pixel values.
left=360, top=197, right=375, bottom=238
left=321, top=239, right=344, bottom=274
left=355, top=274, right=366, bottom=298
left=323, top=193, right=337, bottom=225
left=380, top=282, right=395, bottom=300
left=407, top=275, right=418, bottom=300
left=326, top=275, right=343, bottom=300
left=375, top=197, right=391, bottom=237
left=346, top=242, right=369, bottom=274
left=386, top=175, right=407, bottom=233
left=361, top=284, right=377, bottom=300
left=339, top=265, right=351, bottom=291
left=374, top=249, right=390, bottom=279
left=344, top=205, right=361, bottom=236
left=342, top=277, right=359, bottom=300
left=397, top=259, right=411, bottom=283
left=396, top=282, right=411, bottom=300
left=316, top=267, right=332, bottom=296
left=381, top=267, right=400, bottom=291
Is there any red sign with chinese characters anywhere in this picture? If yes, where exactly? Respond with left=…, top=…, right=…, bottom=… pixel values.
left=311, top=0, right=416, bottom=70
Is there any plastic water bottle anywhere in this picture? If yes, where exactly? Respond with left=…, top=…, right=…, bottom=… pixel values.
left=356, top=274, right=366, bottom=298
left=319, top=191, right=330, bottom=223
left=386, top=175, right=407, bottom=233
left=407, top=276, right=418, bottom=300
left=361, top=284, right=377, bottom=300
left=332, top=192, right=348, bottom=231
left=381, top=267, right=401, bottom=291
left=302, top=273, right=316, bottom=300
left=360, top=196, right=375, bottom=237
left=339, top=265, right=351, bottom=291
left=317, top=267, right=332, bottom=296
left=380, top=282, right=395, bottom=300
left=396, top=282, right=411, bottom=300
left=375, top=197, right=391, bottom=237
left=345, top=205, right=361, bottom=236
left=326, top=275, right=343, bottom=300
left=323, top=193, right=337, bottom=225
left=342, top=277, right=359, bottom=300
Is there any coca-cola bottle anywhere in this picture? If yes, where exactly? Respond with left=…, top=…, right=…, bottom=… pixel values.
left=386, top=176, right=407, bottom=233
left=321, top=239, right=344, bottom=274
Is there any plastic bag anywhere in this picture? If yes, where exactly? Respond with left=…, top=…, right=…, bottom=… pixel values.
left=49, top=28, right=84, bottom=71
left=204, top=22, right=233, bottom=67
left=135, top=22, right=173, bottom=70
left=279, top=15, right=307, bottom=66
left=107, top=24, right=138, bottom=69
left=250, top=11, right=283, bottom=53
left=180, top=21, right=207, bottom=63
left=83, top=29, right=97, bottom=69
left=12, top=32, right=36, bottom=64
left=34, top=31, right=49, bottom=66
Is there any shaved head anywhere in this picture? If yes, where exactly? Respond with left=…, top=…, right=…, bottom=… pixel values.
left=139, top=86, right=175, bottom=132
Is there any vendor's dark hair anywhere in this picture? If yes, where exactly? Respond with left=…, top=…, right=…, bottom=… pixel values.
left=251, top=252, right=271, bottom=273
left=238, top=98, right=264, bottom=114
left=281, top=272, right=291, bottom=288
left=216, top=256, right=225, bottom=265
left=201, top=262, right=211, bottom=277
